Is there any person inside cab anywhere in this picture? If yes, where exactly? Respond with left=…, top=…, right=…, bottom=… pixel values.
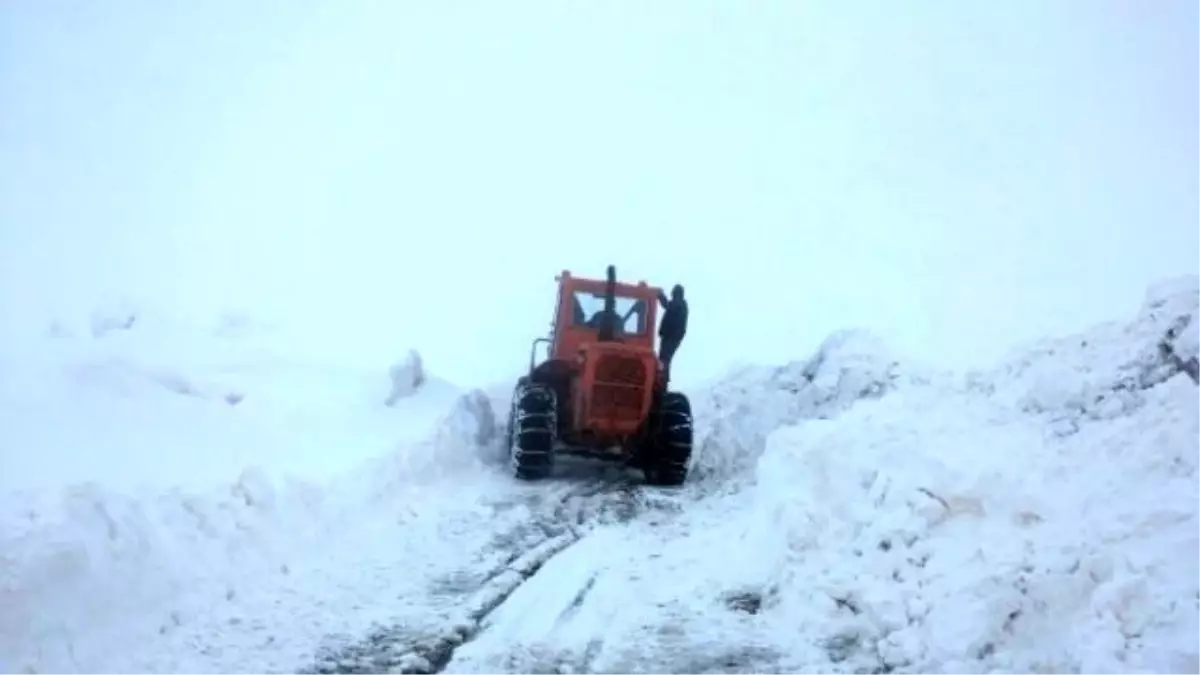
left=588, top=309, right=623, bottom=334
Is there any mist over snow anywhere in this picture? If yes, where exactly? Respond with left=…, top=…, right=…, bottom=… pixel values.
left=2, top=1, right=1196, bottom=387
left=0, top=308, right=454, bottom=493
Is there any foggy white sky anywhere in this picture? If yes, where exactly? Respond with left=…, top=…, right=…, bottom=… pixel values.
left=2, top=0, right=1196, bottom=387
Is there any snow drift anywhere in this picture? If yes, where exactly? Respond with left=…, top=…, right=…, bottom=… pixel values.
left=688, top=328, right=938, bottom=488
left=0, top=309, right=489, bottom=673
left=734, top=276, right=1200, bottom=673
left=733, top=277, right=1196, bottom=672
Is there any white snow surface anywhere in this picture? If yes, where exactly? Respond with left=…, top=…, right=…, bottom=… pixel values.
left=0, top=310, right=484, bottom=673
left=2, top=276, right=1198, bottom=674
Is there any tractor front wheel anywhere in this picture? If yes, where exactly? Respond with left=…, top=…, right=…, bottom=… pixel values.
left=643, top=391, right=693, bottom=486
left=508, top=382, right=556, bottom=480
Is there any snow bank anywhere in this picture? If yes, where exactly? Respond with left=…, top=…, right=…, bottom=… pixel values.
left=739, top=276, right=1200, bottom=672
left=988, top=274, right=1200, bottom=429
left=0, top=308, right=503, bottom=673
left=0, top=468, right=330, bottom=672
left=689, top=329, right=938, bottom=487
left=362, top=387, right=507, bottom=490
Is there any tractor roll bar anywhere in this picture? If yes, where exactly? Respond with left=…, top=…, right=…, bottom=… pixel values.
left=597, top=264, right=618, bottom=342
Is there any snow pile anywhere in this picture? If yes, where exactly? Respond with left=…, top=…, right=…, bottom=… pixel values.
left=384, top=349, right=427, bottom=406
left=984, top=276, right=1200, bottom=433
left=0, top=308, right=501, bottom=673
left=366, top=387, right=506, bottom=489
left=1168, top=331, right=1200, bottom=381
left=689, top=329, right=936, bottom=487
left=737, top=275, right=1200, bottom=672
left=0, top=468, right=331, bottom=673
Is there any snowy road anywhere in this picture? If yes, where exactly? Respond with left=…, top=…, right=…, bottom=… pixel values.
left=297, top=452, right=927, bottom=675
left=298, top=463, right=699, bottom=675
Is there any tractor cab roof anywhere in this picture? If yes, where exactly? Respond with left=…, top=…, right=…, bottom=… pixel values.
left=550, top=269, right=662, bottom=358
left=557, top=270, right=659, bottom=297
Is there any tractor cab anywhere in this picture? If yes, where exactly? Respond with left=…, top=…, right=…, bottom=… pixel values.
left=549, top=269, right=659, bottom=362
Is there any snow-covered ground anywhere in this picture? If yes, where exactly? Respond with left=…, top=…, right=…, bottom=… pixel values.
left=2, top=277, right=1197, bottom=674
left=0, top=308, right=480, bottom=673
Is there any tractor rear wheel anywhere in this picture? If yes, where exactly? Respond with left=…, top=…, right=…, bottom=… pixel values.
left=643, top=391, right=693, bottom=486
left=508, top=382, right=556, bottom=480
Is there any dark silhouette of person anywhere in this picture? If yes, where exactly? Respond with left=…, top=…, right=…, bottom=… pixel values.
left=588, top=308, right=624, bottom=336
left=657, top=284, right=687, bottom=380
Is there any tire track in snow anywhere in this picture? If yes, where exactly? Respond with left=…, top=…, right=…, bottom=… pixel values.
left=391, top=533, right=579, bottom=675
left=297, top=473, right=685, bottom=675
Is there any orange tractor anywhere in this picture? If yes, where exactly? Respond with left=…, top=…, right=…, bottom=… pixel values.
left=505, top=265, right=693, bottom=485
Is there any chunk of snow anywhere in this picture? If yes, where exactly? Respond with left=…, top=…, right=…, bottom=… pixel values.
left=1141, top=275, right=1200, bottom=326
left=384, top=349, right=426, bottom=406
left=385, top=389, right=505, bottom=483
left=689, top=328, right=932, bottom=487
left=1168, top=317, right=1199, bottom=365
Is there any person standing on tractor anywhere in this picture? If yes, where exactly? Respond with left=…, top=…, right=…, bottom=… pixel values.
left=657, top=284, right=688, bottom=379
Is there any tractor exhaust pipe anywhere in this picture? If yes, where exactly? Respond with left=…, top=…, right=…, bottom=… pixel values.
left=598, top=264, right=617, bottom=342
